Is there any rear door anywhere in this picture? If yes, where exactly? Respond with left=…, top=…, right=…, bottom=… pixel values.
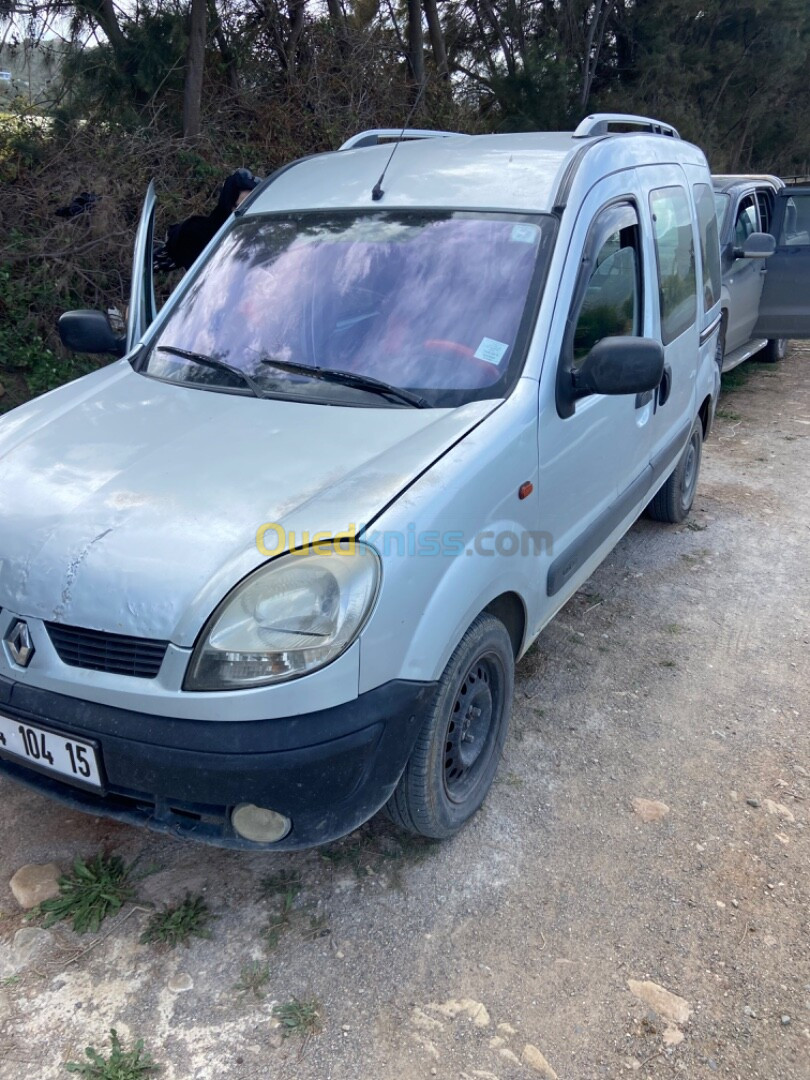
left=126, top=180, right=158, bottom=354
left=754, top=187, right=810, bottom=339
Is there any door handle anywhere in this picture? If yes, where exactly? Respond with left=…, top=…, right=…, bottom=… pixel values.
left=656, top=366, right=673, bottom=409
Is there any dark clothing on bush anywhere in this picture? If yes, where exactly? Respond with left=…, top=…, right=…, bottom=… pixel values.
left=55, top=192, right=99, bottom=219
left=162, top=169, right=260, bottom=271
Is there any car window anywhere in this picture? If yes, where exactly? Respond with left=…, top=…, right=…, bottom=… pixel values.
left=572, top=205, right=641, bottom=366
left=141, top=210, right=555, bottom=409
left=756, top=190, right=774, bottom=234
left=713, top=191, right=731, bottom=231
left=694, top=184, right=721, bottom=312
left=734, top=196, right=759, bottom=248
left=779, top=194, right=810, bottom=246
left=650, top=186, right=697, bottom=345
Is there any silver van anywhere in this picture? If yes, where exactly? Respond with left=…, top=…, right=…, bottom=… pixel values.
left=1, top=114, right=798, bottom=849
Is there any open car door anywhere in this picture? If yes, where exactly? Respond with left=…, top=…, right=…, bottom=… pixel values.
left=753, top=186, right=810, bottom=340
left=126, top=180, right=157, bottom=354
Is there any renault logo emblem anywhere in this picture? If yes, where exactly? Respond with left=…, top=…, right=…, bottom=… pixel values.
left=6, top=620, right=35, bottom=668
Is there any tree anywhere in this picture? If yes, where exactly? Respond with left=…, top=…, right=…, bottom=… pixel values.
left=183, top=0, right=207, bottom=136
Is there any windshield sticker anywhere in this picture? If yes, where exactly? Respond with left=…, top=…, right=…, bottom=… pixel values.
left=510, top=223, right=540, bottom=245
left=474, top=338, right=509, bottom=365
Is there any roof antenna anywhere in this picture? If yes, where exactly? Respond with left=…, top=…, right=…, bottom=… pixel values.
left=371, top=80, right=427, bottom=202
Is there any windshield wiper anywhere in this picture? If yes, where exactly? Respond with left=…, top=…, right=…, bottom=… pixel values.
left=156, top=346, right=264, bottom=398
left=259, top=357, right=427, bottom=408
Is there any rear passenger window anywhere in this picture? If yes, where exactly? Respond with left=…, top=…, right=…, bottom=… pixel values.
left=650, top=187, right=697, bottom=344
left=780, top=194, right=810, bottom=246
left=694, top=184, right=721, bottom=311
left=573, top=205, right=641, bottom=366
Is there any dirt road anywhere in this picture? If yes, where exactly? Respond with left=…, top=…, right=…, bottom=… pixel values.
left=1, top=348, right=808, bottom=1080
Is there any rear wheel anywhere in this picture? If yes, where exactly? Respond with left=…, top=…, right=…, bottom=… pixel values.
left=760, top=338, right=787, bottom=363
left=647, top=418, right=703, bottom=524
left=385, top=613, right=514, bottom=838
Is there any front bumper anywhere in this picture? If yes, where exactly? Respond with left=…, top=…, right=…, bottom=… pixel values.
left=0, top=675, right=435, bottom=849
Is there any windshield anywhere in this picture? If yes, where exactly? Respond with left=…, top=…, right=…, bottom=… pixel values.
left=141, top=210, right=554, bottom=408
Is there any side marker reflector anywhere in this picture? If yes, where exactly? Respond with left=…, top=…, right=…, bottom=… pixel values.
left=518, top=482, right=533, bottom=500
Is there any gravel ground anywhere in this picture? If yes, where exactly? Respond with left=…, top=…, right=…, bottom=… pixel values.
left=1, top=347, right=808, bottom=1080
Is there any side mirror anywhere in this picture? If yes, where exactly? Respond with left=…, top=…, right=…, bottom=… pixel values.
left=572, top=337, right=665, bottom=399
left=58, top=310, right=126, bottom=356
left=733, top=231, right=776, bottom=260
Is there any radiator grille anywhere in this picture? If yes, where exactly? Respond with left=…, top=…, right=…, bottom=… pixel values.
left=46, top=623, right=168, bottom=679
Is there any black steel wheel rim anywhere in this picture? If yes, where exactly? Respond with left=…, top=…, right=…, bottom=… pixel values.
left=443, top=653, right=503, bottom=803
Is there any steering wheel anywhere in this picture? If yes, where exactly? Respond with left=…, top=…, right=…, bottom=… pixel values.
left=423, top=338, right=476, bottom=358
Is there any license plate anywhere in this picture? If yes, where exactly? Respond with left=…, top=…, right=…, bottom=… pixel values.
left=0, top=713, right=103, bottom=791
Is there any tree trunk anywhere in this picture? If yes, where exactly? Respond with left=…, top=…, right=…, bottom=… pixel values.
left=407, top=0, right=425, bottom=91
left=208, top=0, right=240, bottom=92
left=183, top=0, right=207, bottom=138
left=423, top=0, right=448, bottom=78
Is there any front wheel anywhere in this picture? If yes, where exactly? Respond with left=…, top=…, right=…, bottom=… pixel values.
left=760, top=338, right=787, bottom=363
left=385, top=613, right=514, bottom=839
left=647, top=418, right=703, bottom=524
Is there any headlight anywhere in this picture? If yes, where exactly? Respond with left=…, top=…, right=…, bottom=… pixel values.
left=184, top=542, right=380, bottom=691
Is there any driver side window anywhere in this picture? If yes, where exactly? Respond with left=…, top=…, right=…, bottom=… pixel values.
left=573, top=206, right=642, bottom=367
left=734, top=196, right=759, bottom=248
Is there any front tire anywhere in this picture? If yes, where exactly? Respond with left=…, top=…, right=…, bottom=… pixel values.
left=760, top=338, right=787, bottom=363
left=385, top=613, right=514, bottom=839
left=647, top=418, right=703, bottom=524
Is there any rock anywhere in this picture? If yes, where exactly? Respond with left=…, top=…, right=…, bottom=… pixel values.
left=10, top=863, right=61, bottom=909
left=775, top=832, right=790, bottom=845
left=0, top=927, right=54, bottom=978
left=627, top=980, right=691, bottom=1026
left=168, top=973, right=193, bottom=993
left=743, top=1006, right=757, bottom=1019
left=632, top=798, right=670, bottom=823
left=746, top=798, right=760, bottom=808
left=521, top=1044, right=558, bottom=1078
left=489, top=1036, right=506, bottom=1049
left=780, top=1015, right=791, bottom=1026
left=430, top=998, right=490, bottom=1027
left=763, top=799, right=795, bottom=823
left=472, top=1072, right=500, bottom=1080
left=498, top=1048, right=522, bottom=1066
left=497, top=1022, right=518, bottom=1036
left=663, top=1024, right=685, bottom=1046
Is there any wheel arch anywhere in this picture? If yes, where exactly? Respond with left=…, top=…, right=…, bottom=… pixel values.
left=484, top=591, right=527, bottom=659
left=698, top=393, right=714, bottom=439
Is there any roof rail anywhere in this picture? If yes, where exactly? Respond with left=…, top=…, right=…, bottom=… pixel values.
left=574, top=113, right=680, bottom=140
left=339, top=128, right=468, bottom=151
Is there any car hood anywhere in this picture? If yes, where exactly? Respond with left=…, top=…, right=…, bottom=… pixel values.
left=0, top=363, right=499, bottom=645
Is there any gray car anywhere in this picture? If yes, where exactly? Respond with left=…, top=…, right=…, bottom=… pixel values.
left=712, top=174, right=788, bottom=369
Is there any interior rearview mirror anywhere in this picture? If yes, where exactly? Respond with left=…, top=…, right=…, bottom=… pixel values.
left=734, top=231, right=776, bottom=260
left=59, top=310, right=126, bottom=357
left=572, top=337, right=665, bottom=399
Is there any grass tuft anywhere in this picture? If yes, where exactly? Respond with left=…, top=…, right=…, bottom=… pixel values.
left=234, top=961, right=271, bottom=999
left=139, top=893, right=212, bottom=948
left=38, top=855, right=134, bottom=934
left=64, top=1028, right=159, bottom=1078
left=272, top=998, right=322, bottom=1039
